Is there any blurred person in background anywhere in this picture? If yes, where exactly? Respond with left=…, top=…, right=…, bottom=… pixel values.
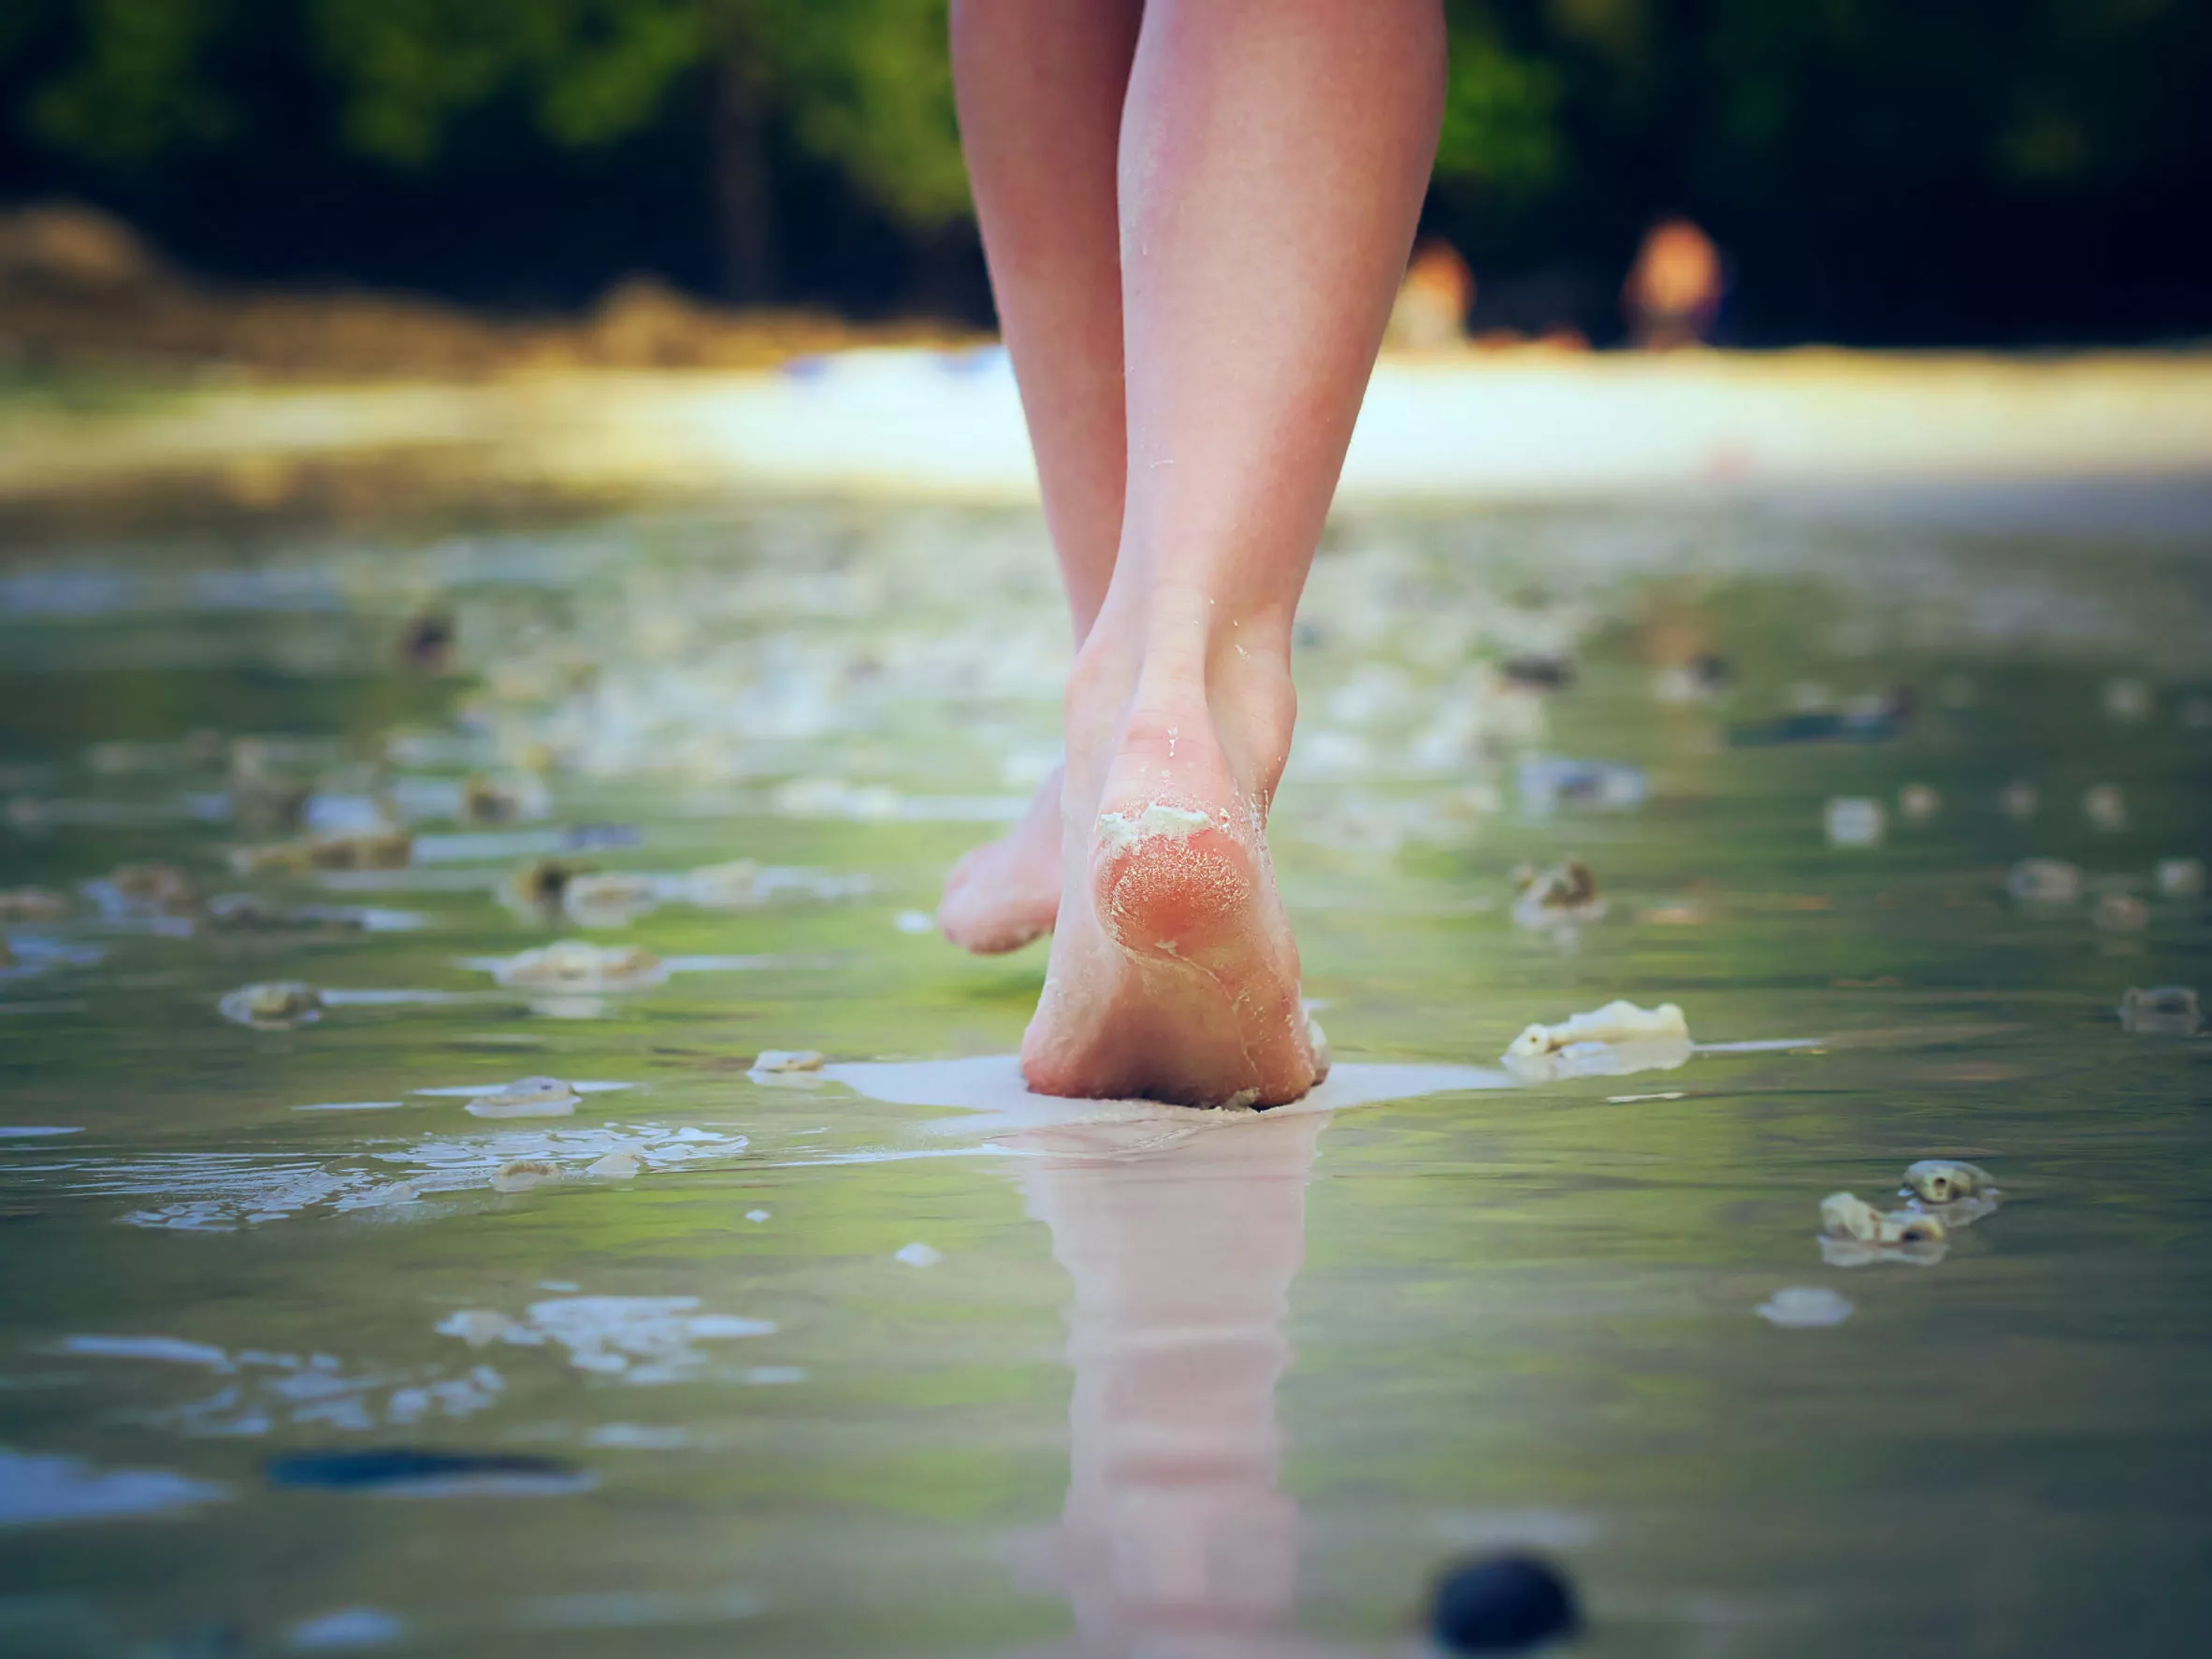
left=936, top=0, right=1443, bottom=1106
left=1622, top=215, right=1725, bottom=349
left=1384, top=237, right=1474, bottom=352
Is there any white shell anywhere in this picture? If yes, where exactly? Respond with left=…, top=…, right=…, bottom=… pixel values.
left=465, top=1075, right=581, bottom=1118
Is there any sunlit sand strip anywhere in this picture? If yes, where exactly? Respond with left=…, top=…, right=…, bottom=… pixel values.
left=5, top=352, right=2210, bottom=507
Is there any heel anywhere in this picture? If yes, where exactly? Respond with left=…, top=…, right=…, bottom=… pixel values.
left=1090, top=803, right=1251, bottom=967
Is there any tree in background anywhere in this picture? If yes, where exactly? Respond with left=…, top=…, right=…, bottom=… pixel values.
left=4, top=0, right=968, bottom=306
left=3, top=0, right=2210, bottom=341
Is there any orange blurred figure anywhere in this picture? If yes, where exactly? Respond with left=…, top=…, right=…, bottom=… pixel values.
left=1384, top=237, right=1474, bottom=351
left=1623, top=215, right=1724, bottom=349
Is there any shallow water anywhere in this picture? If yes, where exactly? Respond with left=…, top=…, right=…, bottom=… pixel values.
left=1, top=498, right=2209, bottom=1656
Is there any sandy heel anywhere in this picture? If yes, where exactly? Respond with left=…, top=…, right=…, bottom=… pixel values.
left=1088, top=802, right=1253, bottom=969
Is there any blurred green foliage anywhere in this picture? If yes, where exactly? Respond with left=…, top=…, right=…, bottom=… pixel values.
left=301, top=0, right=966, bottom=228
left=1, top=0, right=2207, bottom=337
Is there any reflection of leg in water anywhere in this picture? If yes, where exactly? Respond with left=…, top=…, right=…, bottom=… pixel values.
left=1013, top=1113, right=1323, bottom=1657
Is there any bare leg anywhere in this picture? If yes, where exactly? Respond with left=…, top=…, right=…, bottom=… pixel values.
left=1022, top=0, right=1444, bottom=1104
left=937, top=0, right=1142, bottom=955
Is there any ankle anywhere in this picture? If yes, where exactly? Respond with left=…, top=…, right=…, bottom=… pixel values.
left=1065, top=619, right=1295, bottom=814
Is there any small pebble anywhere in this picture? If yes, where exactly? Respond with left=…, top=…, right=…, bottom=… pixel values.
left=491, top=1160, right=561, bottom=1194
left=1429, top=1554, right=1582, bottom=1653
left=1897, top=783, right=1940, bottom=822
left=1824, top=797, right=1886, bottom=848
left=2154, top=858, right=2205, bottom=899
left=2007, top=858, right=2081, bottom=904
left=893, top=1243, right=942, bottom=1267
left=218, top=981, right=325, bottom=1031
left=507, top=857, right=594, bottom=914
left=1757, top=1287, right=1855, bottom=1328
left=267, top=1449, right=592, bottom=1496
left=745, top=1209, right=770, bottom=1222
left=2093, top=893, right=2149, bottom=931
left=2084, top=784, right=2128, bottom=832
left=2000, top=781, right=2039, bottom=821
left=1500, top=654, right=1575, bottom=692
left=461, top=772, right=544, bottom=826
left=2104, top=676, right=2153, bottom=721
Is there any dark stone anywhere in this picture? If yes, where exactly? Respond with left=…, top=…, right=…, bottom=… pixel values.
left=401, top=610, right=455, bottom=672
left=1430, top=1553, right=1581, bottom=1652
left=267, top=1449, right=595, bottom=1496
left=1502, top=655, right=1576, bottom=691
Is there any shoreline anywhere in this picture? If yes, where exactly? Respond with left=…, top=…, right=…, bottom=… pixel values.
left=4, top=347, right=2210, bottom=533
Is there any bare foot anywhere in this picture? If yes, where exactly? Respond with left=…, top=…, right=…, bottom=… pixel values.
left=937, top=768, right=1064, bottom=954
left=1019, top=634, right=1325, bottom=1107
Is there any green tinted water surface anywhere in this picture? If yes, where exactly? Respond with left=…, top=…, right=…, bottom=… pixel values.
left=1, top=501, right=2208, bottom=1657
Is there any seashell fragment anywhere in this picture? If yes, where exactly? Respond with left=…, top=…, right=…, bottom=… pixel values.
left=584, top=1148, right=644, bottom=1179
left=0, top=887, right=68, bottom=922
left=1821, top=1190, right=1947, bottom=1246
left=105, top=862, right=199, bottom=916
left=2083, top=784, right=2128, bottom=832
left=679, top=858, right=765, bottom=909
left=1756, top=1287, right=1855, bottom=1328
left=218, top=980, right=324, bottom=1030
left=491, top=1160, right=561, bottom=1194
left=751, top=1049, right=823, bottom=1074
left=562, top=872, right=659, bottom=928
left=2007, top=858, right=2081, bottom=904
left=465, top=1075, right=581, bottom=1118
left=1824, top=797, right=1886, bottom=847
left=494, top=940, right=666, bottom=993
left=309, top=829, right=413, bottom=870
left=2119, top=985, right=2200, bottom=1036
left=1502, top=1000, right=1692, bottom=1083
left=226, top=841, right=311, bottom=877
left=1901, top=1160, right=1993, bottom=1204
left=1510, top=858, right=1604, bottom=929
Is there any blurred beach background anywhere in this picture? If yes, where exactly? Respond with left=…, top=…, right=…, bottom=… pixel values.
left=5, top=7, right=2212, bottom=1657
left=2, top=0, right=2210, bottom=527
